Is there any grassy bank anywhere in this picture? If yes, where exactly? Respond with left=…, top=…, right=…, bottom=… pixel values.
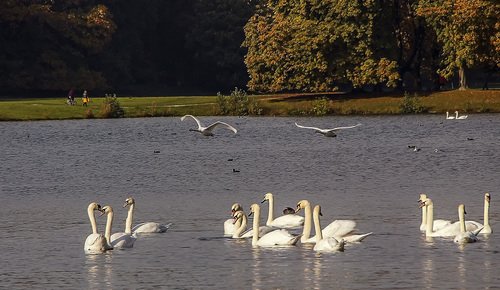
left=0, top=90, right=499, bottom=121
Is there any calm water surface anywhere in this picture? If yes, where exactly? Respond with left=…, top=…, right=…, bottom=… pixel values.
left=0, top=115, right=499, bottom=289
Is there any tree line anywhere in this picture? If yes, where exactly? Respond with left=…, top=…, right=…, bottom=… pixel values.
left=0, top=0, right=498, bottom=95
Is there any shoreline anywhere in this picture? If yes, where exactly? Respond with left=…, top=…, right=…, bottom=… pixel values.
left=1, top=90, right=499, bottom=121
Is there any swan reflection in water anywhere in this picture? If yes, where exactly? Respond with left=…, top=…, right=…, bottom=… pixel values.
left=85, top=253, right=113, bottom=289
left=251, top=248, right=262, bottom=290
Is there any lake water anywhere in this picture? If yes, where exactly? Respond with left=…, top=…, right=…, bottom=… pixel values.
left=0, top=115, right=499, bottom=289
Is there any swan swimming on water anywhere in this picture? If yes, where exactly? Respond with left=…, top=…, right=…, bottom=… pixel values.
left=454, top=204, right=482, bottom=244
left=123, top=197, right=171, bottom=234
left=248, top=204, right=301, bottom=247
left=420, top=198, right=482, bottom=237
left=312, top=205, right=345, bottom=252
left=84, top=202, right=111, bottom=253
left=223, top=203, right=243, bottom=236
left=446, top=112, right=455, bottom=119
left=418, top=194, right=451, bottom=232
left=295, top=200, right=371, bottom=244
left=295, top=122, right=361, bottom=137
left=455, top=111, right=468, bottom=120
left=261, top=193, right=304, bottom=228
left=101, top=205, right=137, bottom=249
left=181, top=115, right=237, bottom=136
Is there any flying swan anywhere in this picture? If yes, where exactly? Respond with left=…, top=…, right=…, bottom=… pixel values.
left=312, top=205, right=345, bottom=252
left=181, top=115, right=237, bottom=136
left=84, top=202, right=111, bottom=253
left=294, top=122, right=361, bottom=137
left=101, top=205, right=137, bottom=249
left=123, top=197, right=171, bottom=234
left=295, top=200, right=371, bottom=244
left=261, top=193, right=304, bottom=228
left=453, top=204, right=482, bottom=244
left=248, top=204, right=301, bottom=247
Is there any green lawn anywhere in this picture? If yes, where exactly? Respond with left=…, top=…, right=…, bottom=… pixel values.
left=0, top=90, right=499, bottom=121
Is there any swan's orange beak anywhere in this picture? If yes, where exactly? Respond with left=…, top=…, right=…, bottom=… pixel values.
left=295, top=206, right=302, bottom=214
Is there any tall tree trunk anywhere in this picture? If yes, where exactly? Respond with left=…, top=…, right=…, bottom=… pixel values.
left=458, top=64, right=467, bottom=90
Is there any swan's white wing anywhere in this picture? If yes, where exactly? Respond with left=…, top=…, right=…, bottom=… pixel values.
left=257, top=229, right=300, bottom=247
left=322, top=220, right=357, bottom=238
left=295, top=122, right=322, bottom=131
left=84, top=233, right=107, bottom=252
left=241, top=225, right=274, bottom=238
left=205, top=121, right=237, bottom=133
left=314, top=237, right=344, bottom=252
left=420, top=219, right=453, bottom=232
left=223, top=218, right=235, bottom=236
left=430, top=221, right=482, bottom=237
left=269, top=214, right=304, bottom=229
left=110, top=232, right=137, bottom=248
left=133, top=222, right=170, bottom=233
left=181, top=115, right=202, bottom=129
left=342, top=232, right=373, bottom=243
left=329, top=123, right=362, bottom=131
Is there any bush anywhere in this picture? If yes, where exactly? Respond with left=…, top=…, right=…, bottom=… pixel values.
left=216, top=87, right=262, bottom=116
left=400, top=92, right=426, bottom=114
left=310, top=97, right=330, bottom=116
left=84, top=109, right=95, bottom=119
left=100, top=94, right=124, bottom=118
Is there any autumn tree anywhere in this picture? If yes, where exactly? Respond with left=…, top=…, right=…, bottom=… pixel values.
left=0, top=0, right=116, bottom=91
left=417, top=0, right=500, bottom=90
left=243, top=0, right=399, bottom=93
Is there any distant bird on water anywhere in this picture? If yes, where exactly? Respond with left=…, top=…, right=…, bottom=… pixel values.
left=181, top=115, right=237, bottom=136
left=455, top=111, right=468, bottom=120
left=294, top=122, right=361, bottom=137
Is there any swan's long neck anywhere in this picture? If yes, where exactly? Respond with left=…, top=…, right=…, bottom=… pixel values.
left=266, top=195, right=274, bottom=226
left=301, top=202, right=312, bottom=242
left=88, top=206, right=98, bottom=234
left=252, top=206, right=261, bottom=247
left=313, top=207, right=323, bottom=242
left=233, top=214, right=247, bottom=238
left=421, top=205, right=427, bottom=229
left=484, top=196, right=490, bottom=228
left=459, top=205, right=466, bottom=233
left=125, top=204, right=134, bottom=234
left=425, top=202, right=434, bottom=236
left=105, top=211, right=114, bottom=243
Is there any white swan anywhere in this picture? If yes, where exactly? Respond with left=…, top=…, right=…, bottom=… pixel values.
left=249, top=204, right=301, bottom=247
left=295, top=200, right=371, bottom=244
left=421, top=198, right=482, bottom=237
left=446, top=112, right=455, bottom=119
left=102, top=205, right=137, bottom=249
left=181, top=115, right=237, bottom=136
left=123, top=197, right=171, bottom=234
left=223, top=203, right=243, bottom=236
left=454, top=204, right=482, bottom=243
left=482, top=193, right=492, bottom=234
left=312, top=205, right=345, bottom=252
left=418, top=194, right=451, bottom=232
left=261, top=193, right=304, bottom=228
left=295, top=122, right=361, bottom=137
left=232, top=210, right=249, bottom=239
left=455, top=111, right=468, bottom=119
left=84, top=202, right=110, bottom=253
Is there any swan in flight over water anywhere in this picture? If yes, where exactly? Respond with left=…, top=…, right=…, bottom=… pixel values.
left=294, top=122, right=361, bottom=137
left=454, top=111, right=468, bottom=119
left=446, top=112, right=455, bottom=119
left=181, top=115, right=237, bottom=136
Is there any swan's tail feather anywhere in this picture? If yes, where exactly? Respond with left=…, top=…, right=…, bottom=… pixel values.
left=472, top=227, right=484, bottom=236
left=343, top=232, right=373, bottom=243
